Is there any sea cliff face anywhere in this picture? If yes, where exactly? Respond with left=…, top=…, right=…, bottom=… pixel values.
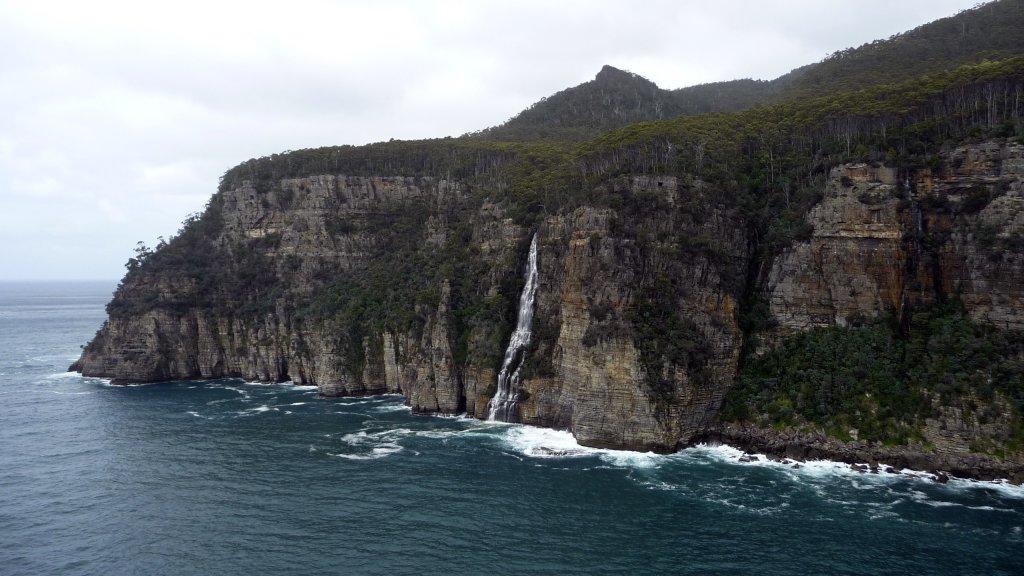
left=740, top=140, right=1024, bottom=477
left=767, top=140, right=1024, bottom=341
left=73, top=138, right=1024, bottom=476
left=74, top=170, right=748, bottom=452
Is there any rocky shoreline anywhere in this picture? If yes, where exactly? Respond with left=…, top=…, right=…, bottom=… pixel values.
left=83, top=371, right=1024, bottom=485
left=698, top=423, right=1024, bottom=485
left=79, top=365, right=1024, bottom=485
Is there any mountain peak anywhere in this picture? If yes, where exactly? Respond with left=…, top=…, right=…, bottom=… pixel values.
left=596, top=64, right=628, bottom=78
left=475, top=0, right=1024, bottom=141
left=595, top=64, right=653, bottom=86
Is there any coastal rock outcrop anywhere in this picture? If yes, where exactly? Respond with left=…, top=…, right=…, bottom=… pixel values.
left=73, top=139, right=1024, bottom=475
left=766, top=140, right=1024, bottom=341
left=74, top=172, right=749, bottom=452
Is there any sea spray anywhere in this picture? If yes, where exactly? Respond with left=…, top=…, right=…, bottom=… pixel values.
left=489, top=233, right=540, bottom=421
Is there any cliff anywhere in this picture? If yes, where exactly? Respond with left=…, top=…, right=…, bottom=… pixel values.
left=73, top=48, right=1024, bottom=478
left=767, top=141, right=1024, bottom=339
left=74, top=171, right=747, bottom=452
left=723, top=140, right=1024, bottom=481
left=74, top=136, right=1024, bottom=467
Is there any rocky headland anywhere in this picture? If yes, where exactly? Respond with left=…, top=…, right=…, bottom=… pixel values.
left=72, top=1, right=1024, bottom=481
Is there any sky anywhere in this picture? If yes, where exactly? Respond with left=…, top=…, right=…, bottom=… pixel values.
left=0, top=0, right=981, bottom=280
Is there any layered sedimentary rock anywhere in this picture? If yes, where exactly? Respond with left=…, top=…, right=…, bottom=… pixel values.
left=517, top=177, right=748, bottom=450
left=935, top=141, right=1024, bottom=330
left=75, top=168, right=751, bottom=451
left=765, top=163, right=904, bottom=341
left=74, top=139, right=1024, bottom=463
left=766, top=140, right=1024, bottom=340
left=76, top=175, right=468, bottom=396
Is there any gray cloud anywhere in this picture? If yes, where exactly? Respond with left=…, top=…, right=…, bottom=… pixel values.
left=0, top=0, right=977, bottom=279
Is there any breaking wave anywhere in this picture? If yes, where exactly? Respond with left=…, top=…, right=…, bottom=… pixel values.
left=684, top=443, right=1024, bottom=499
left=500, top=424, right=671, bottom=469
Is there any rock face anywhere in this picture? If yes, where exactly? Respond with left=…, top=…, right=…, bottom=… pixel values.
left=517, top=177, right=747, bottom=450
left=74, top=139, right=1024, bottom=466
left=76, top=175, right=466, bottom=397
left=766, top=164, right=904, bottom=340
left=936, top=141, right=1024, bottom=330
left=767, top=140, right=1024, bottom=341
left=74, top=171, right=747, bottom=452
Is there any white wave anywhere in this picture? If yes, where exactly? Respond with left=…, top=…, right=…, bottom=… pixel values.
left=217, top=386, right=250, bottom=398
left=341, top=429, right=411, bottom=443
left=686, top=443, right=1024, bottom=498
left=421, top=411, right=673, bottom=467
left=373, top=404, right=412, bottom=413
left=332, top=429, right=408, bottom=460
left=682, top=443, right=746, bottom=461
left=99, top=380, right=147, bottom=387
left=46, top=370, right=107, bottom=385
left=905, top=488, right=1018, bottom=511
left=235, top=380, right=318, bottom=391
left=944, top=477, right=1024, bottom=500
left=237, top=404, right=278, bottom=415
left=335, top=398, right=381, bottom=406
left=338, top=425, right=489, bottom=446
left=44, top=371, right=79, bottom=380
left=431, top=412, right=483, bottom=423
left=411, top=429, right=467, bottom=439
left=687, top=443, right=915, bottom=483
left=330, top=444, right=403, bottom=460
left=692, top=443, right=892, bottom=478
left=501, top=425, right=669, bottom=468
left=334, top=393, right=404, bottom=403
left=642, top=480, right=681, bottom=491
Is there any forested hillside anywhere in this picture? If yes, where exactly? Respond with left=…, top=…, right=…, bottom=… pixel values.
left=476, top=0, right=1024, bottom=141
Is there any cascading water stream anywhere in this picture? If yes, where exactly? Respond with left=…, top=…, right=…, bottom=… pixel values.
left=488, top=233, right=539, bottom=422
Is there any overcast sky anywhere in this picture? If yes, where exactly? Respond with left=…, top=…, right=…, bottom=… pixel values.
left=0, top=0, right=980, bottom=280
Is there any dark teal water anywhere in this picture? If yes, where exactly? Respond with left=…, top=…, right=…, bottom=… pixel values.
left=2, top=281, right=1023, bottom=576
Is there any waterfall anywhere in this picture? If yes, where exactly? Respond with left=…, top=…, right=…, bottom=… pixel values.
left=488, top=233, right=539, bottom=422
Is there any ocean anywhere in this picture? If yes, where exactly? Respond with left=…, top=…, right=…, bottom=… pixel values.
left=1, top=281, right=1022, bottom=575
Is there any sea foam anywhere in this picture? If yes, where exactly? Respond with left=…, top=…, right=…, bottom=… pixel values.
left=501, top=424, right=669, bottom=469
left=685, top=442, right=1024, bottom=498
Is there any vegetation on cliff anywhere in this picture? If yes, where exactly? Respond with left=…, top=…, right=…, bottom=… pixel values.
left=723, top=301, right=1024, bottom=455
left=106, top=53, right=1024, bottom=387
left=92, top=1, right=1024, bottom=458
